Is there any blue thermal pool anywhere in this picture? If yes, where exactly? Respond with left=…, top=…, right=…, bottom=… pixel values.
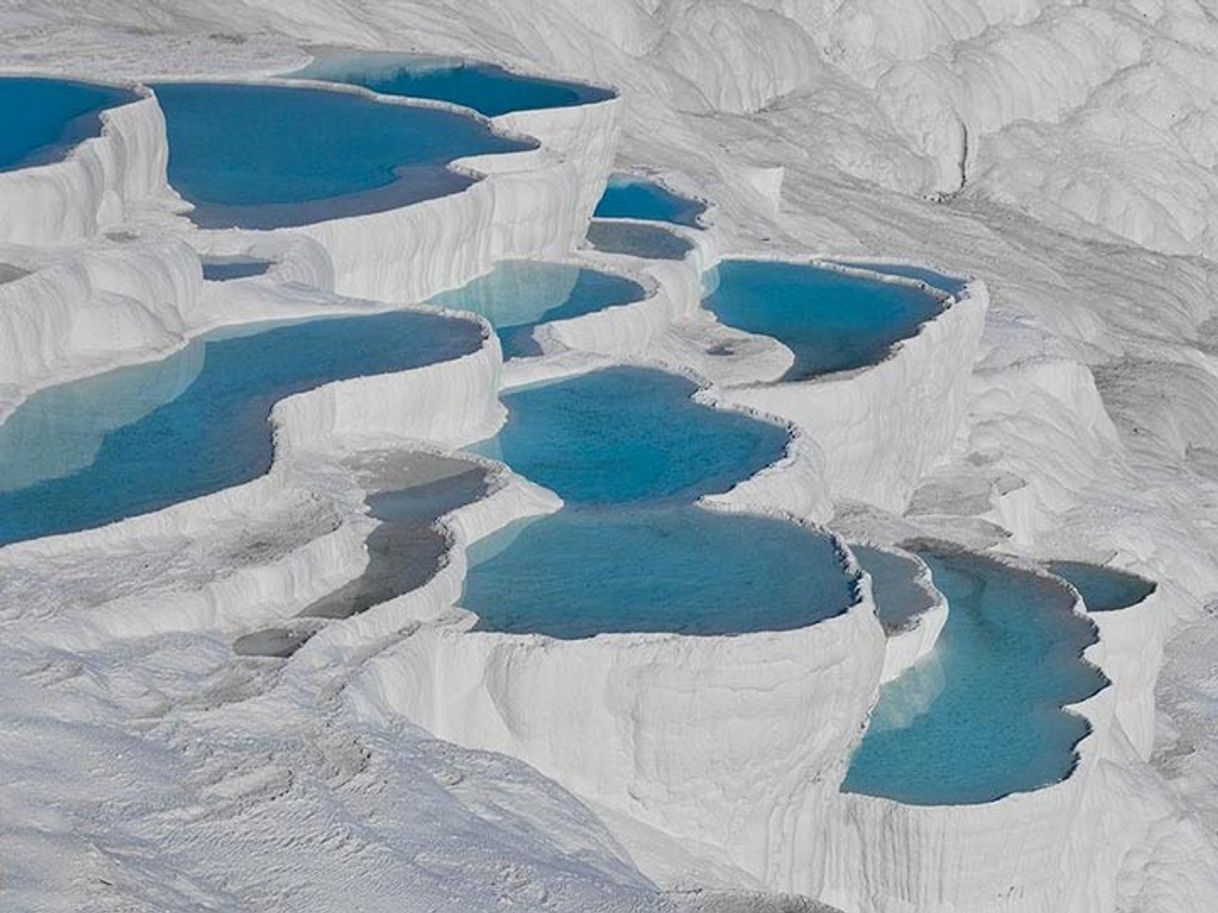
left=464, top=505, right=856, bottom=639
left=463, top=365, right=854, bottom=638
left=468, top=366, right=789, bottom=504
left=842, top=547, right=1107, bottom=805
left=703, top=260, right=945, bottom=381
left=289, top=52, right=613, bottom=117
left=1046, top=560, right=1157, bottom=612
left=153, top=81, right=532, bottom=229
left=0, top=76, right=136, bottom=171
left=428, top=261, right=646, bottom=358
left=0, top=311, right=483, bottom=546
left=586, top=219, right=694, bottom=261
left=593, top=174, right=706, bottom=228
left=201, top=256, right=273, bottom=281
left=852, top=544, right=937, bottom=633
left=832, top=261, right=969, bottom=298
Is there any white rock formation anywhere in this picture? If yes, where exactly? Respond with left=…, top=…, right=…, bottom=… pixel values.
left=0, top=2, right=1217, bottom=912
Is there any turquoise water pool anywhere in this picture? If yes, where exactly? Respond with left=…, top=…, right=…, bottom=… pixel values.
left=704, top=260, right=944, bottom=381
left=290, top=52, right=613, bottom=117
left=428, top=261, right=646, bottom=357
left=842, top=547, right=1106, bottom=804
left=0, top=76, right=135, bottom=171
left=593, top=174, right=706, bottom=228
left=468, top=366, right=788, bottom=504
left=586, top=219, right=693, bottom=260
left=0, top=311, right=483, bottom=546
left=852, top=544, right=937, bottom=633
left=153, top=81, right=531, bottom=229
left=1047, top=560, right=1157, bottom=612
left=465, top=504, right=855, bottom=638
left=464, top=365, right=856, bottom=638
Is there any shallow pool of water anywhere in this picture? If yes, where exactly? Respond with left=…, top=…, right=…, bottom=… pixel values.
left=465, top=504, right=855, bottom=638
left=468, top=366, right=788, bottom=504
left=842, top=547, right=1107, bottom=805
left=586, top=219, right=693, bottom=261
left=201, top=256, right=273, bottom=281
left=428, top=261, right=646, bottom=357
left=1046, top=560, right=1157, bottom=612
left=852, top=544, right=936, bottom=633
left=153, top=81, right=531, bottom=229
left=0, top=311, right=483, bottom=546
left=0, top=76, right=136, bottom=171
left=593, top=174, right=706, bottom=228
left=704, top=260, right=944, bottom=381
left=290, top=52, right=613, bottom=117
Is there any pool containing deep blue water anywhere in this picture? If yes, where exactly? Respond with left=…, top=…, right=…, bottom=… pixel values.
left=153, top=81, right=531, bottom=229
left=0, top=76, right=136, bottom=171
left=842, top=547, right=1107, bottom=805
left=704, top=260, right=945, bottom=381
left=1047, top=561, right=1157, bottom=612
left=593, top=174, right=706, bottom=228
left=428, top=261, right=646, bottom=357
left=290, top=52, right=613, bottom=117
left=465, top=504, right=855, bottom=639
left=468, top=367, right=789, bottom=504
left=586, top=219, right=693, bottom=261
left=0, top=311, right=483, bottom=546
left=463, top=365, right=856, bottom=639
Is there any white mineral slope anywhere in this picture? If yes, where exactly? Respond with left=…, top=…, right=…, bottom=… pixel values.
left=0, top=238, right=199, bottom=409
left=0, top=81, right=173, bottom=245
left=275, top=91, right=620, bottom=304
left=719, top=268, right=988, bottom=513
left=351, top=538, right=886, bottom=893
left=3, top=4, right=1218, bottom=913
left=866, top=544, right=950, bottom=684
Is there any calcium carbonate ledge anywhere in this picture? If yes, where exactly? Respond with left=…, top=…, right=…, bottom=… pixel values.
left=345, top=509, right=886, bottom=893
left=863, top=542, right=950, bottom=684
left=714, top=259, right=988, bottom=514
left=0, top=239, right=200, bottom=411
left=1051, top=567, right=1165, bottom=760
left=157, top=71, right=622, bottom=306
left=818, top=553, right=1127, bottom=913
left=0, top=74, right=173, bottom=245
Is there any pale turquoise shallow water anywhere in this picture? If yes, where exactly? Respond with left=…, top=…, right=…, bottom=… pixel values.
left=1047, top=560, right=1157, bottom=612
left=593, top=174, right=706, bottom=228
left=704, top=260, right=944, bottom=381
left=290, top=52, right=613, bottom=117
left=464, top=365, right=857, bottom=638
left=0, top=76, right=136, bottom=171
left=0, top=311, right=483, bottom=546
left=153, top=81, right=531, bottom=229
left=428, top=261, right=646, bottom=358
left=842, top=547, right=1107, bottom=805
